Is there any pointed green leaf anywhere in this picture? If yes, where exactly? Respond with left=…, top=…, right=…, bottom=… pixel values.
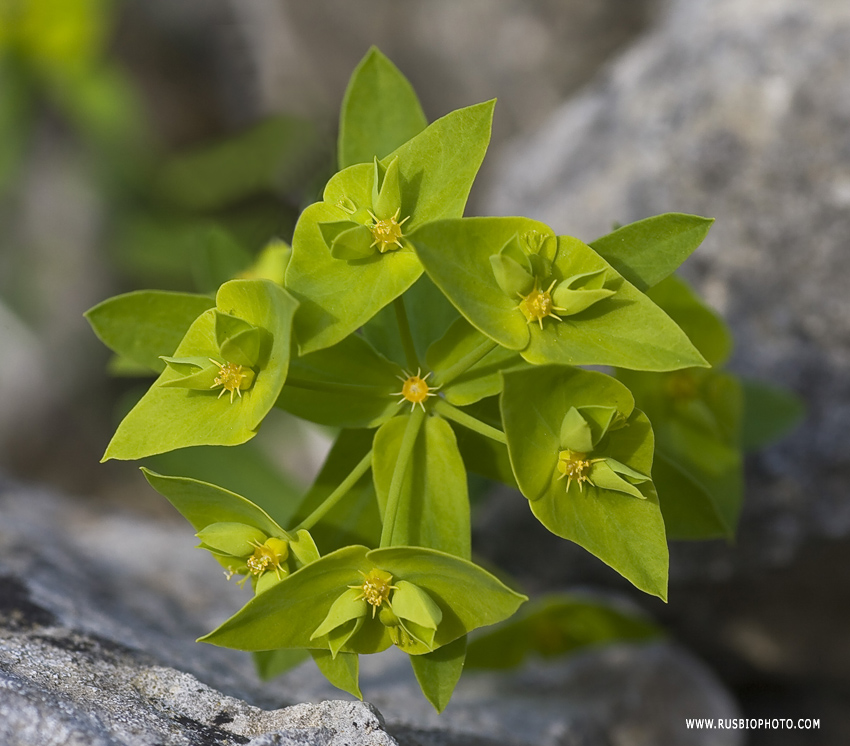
left=645, top=275, right=733, bottom=367
left=312, top=588, right=368, bottom=640
left=384, top=99, right=495, bottom=227
left=338, top=47, right=427, bottom=169
left=104, top=280, right=297, bottom=460
left=559, top=408, right=594, bottom=453
left=142, top=468, right=287, bottom=537
left=253, top=649, right=310, bottom=681
left=392, top=581, right=443, bottom=629
left=374, top=156, right=402, bottom=219
left=373, top=415, right=471, bottom=558
left=589, top=213, right=714, bottom=291
left=652, top=453, right=729, bottom=540
left=490, top=252, right=534, bottom=299
left=523, top=236, right=708, bottom=371
left=501, top=367, right=667, bottom=599
left=85, top=290, right=215, bottom=373
left=311, top=650, right=362, bottom=699
left=410, top=635, right=466, bottom=713
left=278, top=334, right=402, bottom=429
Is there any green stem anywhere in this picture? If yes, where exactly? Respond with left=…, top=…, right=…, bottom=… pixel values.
left=294, top=450, right=373, bottom=531
left=434, top=337, right=499, bottom=387
left=380, top=407, right=425, bottom=547
left=394, top=296, right=420, bottom=371
left=435, top=399, right=507, bottom=445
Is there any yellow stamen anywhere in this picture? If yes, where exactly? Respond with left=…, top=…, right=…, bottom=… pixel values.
left=557, top=450, right=603, bottom=492
left=368, top=208, right=410, bottom=253
left=349, top=569, right=397, bottom=618
left=210, top=359, right=251, bottom=404
left=517, top=280, right=566, bottom=329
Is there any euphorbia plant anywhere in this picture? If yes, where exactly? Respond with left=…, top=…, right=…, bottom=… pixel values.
left=86, top=48, right=798, bottom=711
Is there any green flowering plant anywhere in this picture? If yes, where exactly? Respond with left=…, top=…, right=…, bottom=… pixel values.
left=86, top=47, right=800, bottom=710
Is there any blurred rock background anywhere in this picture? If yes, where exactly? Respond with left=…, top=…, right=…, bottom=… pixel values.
left=1, top=0, right=847, bottom=744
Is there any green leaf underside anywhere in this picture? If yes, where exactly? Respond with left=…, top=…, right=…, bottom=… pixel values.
left=338, top=47, right=427, bottom=170
left=651, top=454, right=729, bottom=540
left=740, top=378, right=805, bottom=451
left=465, top=594, right=661, bottom=670
left=293, top=430, right=381, bottom=553
left=645, top=275, right=732, bottom=367
left=373, top=415, right=471, bottom=558
left=617, top=367, right=744, bottom=536
left=501, top=367, right=668, bottom=600
left=200, top=545, right=525, bottom=655
left=412, top=219, right=706, bottom=371
left=589, top=213, right=714, bottom=292
left=85, top=290, right=215, bottom=373
left=278, top=334, right=402, bottom=428
left=410, top=635, right=467, bottom=712
left=253, top=649, right=310, bottom=681
left=311, top=650, right=362, bottom=699
left=287, top=100, right=494, bottom=354
left=141, top=468, right=286, bottom=537
left=103, top=280, right=297, bottom=460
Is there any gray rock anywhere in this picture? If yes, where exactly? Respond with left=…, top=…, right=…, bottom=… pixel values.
left=481, top=0, right=850, bottom=728
left=0, top=478, right=741, bottom=746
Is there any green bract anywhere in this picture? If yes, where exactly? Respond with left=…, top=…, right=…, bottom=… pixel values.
left=502, top=366, right=668, bottom=600
left=103, top=279, right=297, bottom=460
left=86, top=47, right=799, bottom=710
left=409, top=217, right=709, bottom=371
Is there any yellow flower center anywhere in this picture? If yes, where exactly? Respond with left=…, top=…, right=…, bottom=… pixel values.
left=246, top=538, right=289, bottom=579
left=518, top=280, right=564, bottom=329
left=350, top=569, right=397, bottom=617
left=368, top=208, right=410, bottom=253
left=557, top=450, right=600, bottom=493
left=210, top=359, right=253, bottom=404
left=395, top=369, right=438, bottom=411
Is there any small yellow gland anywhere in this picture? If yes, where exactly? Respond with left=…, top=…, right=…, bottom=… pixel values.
left=246, top=538, right=289, bottom=579
left=210, top=359, right=254, bottom=404
left=350, top=568, right=397, bottom=618
left=518, top=280, right=565, bottom=330
left=368, top=208, right=410, bottom=253
left=557, top=450, right=600, bottom=493
left=395, top=369, right=438, bottom=412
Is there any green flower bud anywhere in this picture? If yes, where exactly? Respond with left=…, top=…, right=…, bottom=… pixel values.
left=196, top=522, right=267, bottom=557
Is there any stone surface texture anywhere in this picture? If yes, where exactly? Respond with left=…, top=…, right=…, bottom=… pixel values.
left=0, top=479, right=741, bottom=746
left=483, top=0, right=850, bottom=741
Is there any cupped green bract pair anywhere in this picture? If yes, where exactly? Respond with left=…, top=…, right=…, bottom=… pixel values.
left=200, top=544, right=526, bottom=659
left=409, top=216, right=710, bottom=372
left=285, top=89, right=495, bottom=355
left=102, top=279, right=298, bottom=460
left=501, top=366, right=669, bottom=600
left=142, top=469, right=319, bottom=594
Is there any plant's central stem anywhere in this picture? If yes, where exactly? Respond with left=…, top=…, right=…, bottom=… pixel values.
left=380, top=406, right=425, bottom=547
